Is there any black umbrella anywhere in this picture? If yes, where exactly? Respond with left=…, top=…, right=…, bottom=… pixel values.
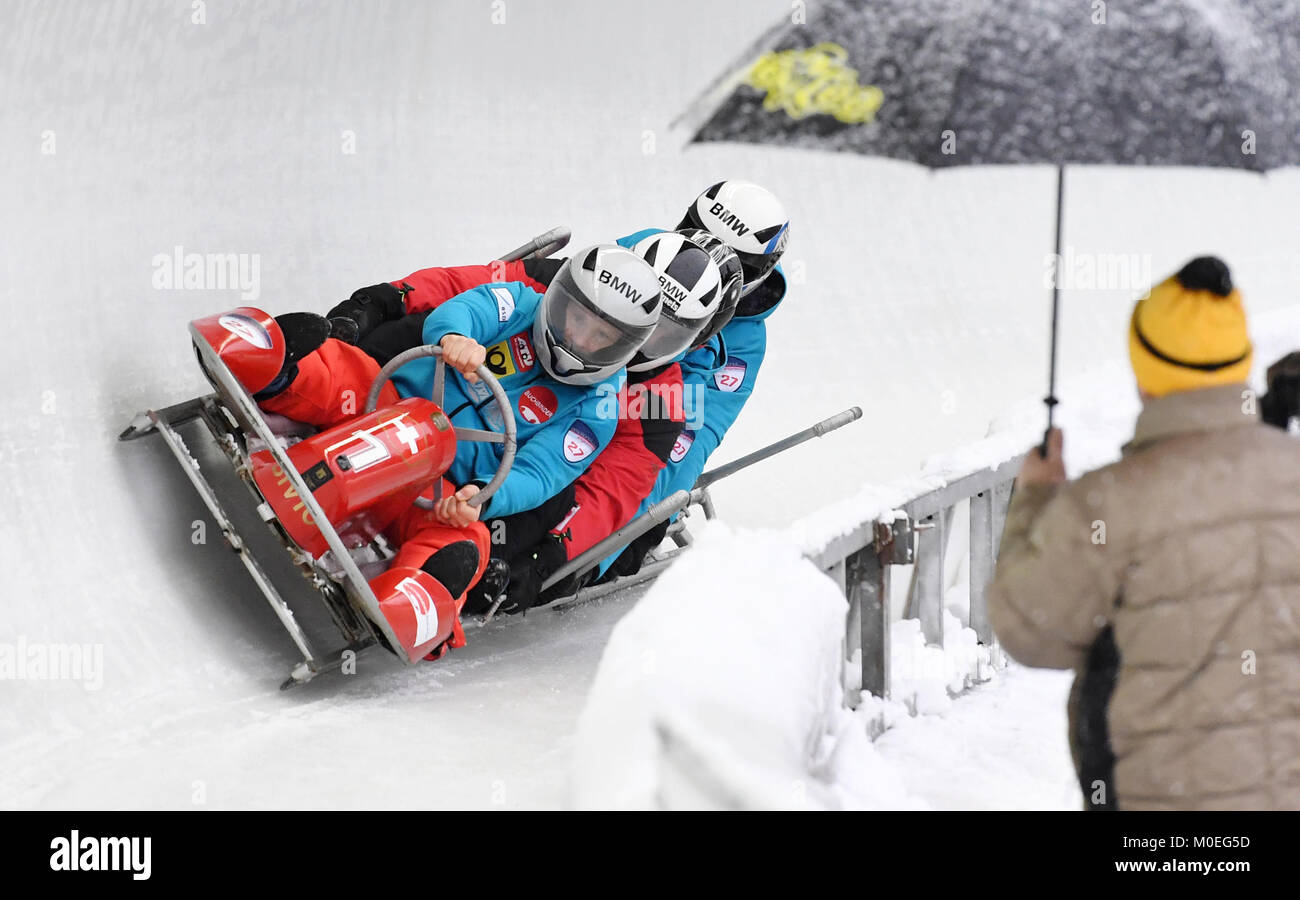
left=689, top=0, right=1300, bottom=450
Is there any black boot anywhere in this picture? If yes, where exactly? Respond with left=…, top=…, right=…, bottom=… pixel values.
left=461, top=558, right=511, bottom=616
left=421, top=540, right=482, bottom=598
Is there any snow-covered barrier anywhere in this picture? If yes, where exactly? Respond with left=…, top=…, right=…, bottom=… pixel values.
left=569, top=524, right=917, bottom=810
left=569, top=437, right=1034, bottom=809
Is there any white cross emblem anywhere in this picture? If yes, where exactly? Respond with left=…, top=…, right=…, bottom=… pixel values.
left=392, top=417, right=420, bottom=456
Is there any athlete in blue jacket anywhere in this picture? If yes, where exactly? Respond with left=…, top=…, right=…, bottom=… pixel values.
left=602, top=181, right=790, bottom=577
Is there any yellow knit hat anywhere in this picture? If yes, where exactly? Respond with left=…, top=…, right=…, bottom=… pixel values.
left=1128, top=256, right=1252, bottom=397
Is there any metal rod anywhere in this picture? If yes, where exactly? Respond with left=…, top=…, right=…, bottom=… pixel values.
left=539, top=489, right=695, bottom=592
left=968, top=490, right=995, bottom=644
left=850, top=544, right=890, bottom=701
left=1042, top=164, right=1065, bottom=457
left=497, top=226, right=572, bottom=263
left=915, top=512, right=946, bottom=646
left=549, top=555, right=679, bottom=610
left=694, top=406, right=862, bottom=489
left=540, top=408, right=864, bottom=596
left=119, top=395, right=209, bottom=441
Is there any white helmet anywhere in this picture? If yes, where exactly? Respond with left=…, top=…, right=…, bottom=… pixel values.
left=677, top=180, right=789, bottom=296
left=677, top=228, right=743, bottom=348
left=532, top=244, right=663, bottom=386
left=627, top=232, right=726, bottom=373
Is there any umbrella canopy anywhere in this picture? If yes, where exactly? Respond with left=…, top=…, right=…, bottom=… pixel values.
left=694, top=0, right=1300, bottom=170
left=689, top=0, right=1300, bottom=446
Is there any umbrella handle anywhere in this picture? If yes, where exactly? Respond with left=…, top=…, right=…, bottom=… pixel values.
left=1039, top=396, right=1058, bottom=458
left=1042, top=164, right=1066, bottom=459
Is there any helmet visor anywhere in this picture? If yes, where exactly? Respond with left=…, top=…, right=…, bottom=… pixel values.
left=735, top=247, right=780, bottom=296
left=633, top=313, right=698, bottom=366
left=545, top=269, right=653, bottom=370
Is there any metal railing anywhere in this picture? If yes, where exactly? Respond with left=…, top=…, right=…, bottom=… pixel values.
left=808, top=455, right=1023, bottom=705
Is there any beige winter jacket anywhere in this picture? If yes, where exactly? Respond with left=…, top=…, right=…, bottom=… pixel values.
left=989, top=383, right=1300, bottom=810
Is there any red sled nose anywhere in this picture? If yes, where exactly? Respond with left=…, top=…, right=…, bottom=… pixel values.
left=368, top=566, right=464, bottom=662
left=191, top=307, right=286, bottom=394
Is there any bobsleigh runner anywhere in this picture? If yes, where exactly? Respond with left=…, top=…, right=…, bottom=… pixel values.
left=120, top=227, right=861, bottom=688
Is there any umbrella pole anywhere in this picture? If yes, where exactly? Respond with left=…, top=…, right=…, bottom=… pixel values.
left=1041, top=163, right=1065, bottom=458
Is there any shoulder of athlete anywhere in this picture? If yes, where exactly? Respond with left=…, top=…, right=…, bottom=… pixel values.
left=616, top=227, right=666, bottom=249
left=733, top=268, right=786, bottom=323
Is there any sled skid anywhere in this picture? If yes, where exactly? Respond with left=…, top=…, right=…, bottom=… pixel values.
left=139, top=398, right=330, bottom=682
left=549, top=553, right=681, bottom=611
left=119, top=396, right=209, bottom=441
left=121, top=328, right=416, bottom=686
left=280, top=635, right=376, bottom=690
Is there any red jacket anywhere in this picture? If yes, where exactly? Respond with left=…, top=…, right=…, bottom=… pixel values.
left=396, top=260, right=547, bottom=314
left=554, top=365, right=685, bottom=561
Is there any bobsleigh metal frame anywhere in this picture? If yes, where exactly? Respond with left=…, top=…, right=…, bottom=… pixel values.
left=120, top=334, right=403, bottom=689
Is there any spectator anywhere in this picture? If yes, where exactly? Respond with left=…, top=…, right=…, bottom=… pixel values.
left=988, top=256, right=1300, bottom=810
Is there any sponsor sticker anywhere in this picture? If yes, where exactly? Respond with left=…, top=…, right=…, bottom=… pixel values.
left=303, top=460, right=333, bottom=491
left=518, top=386, right=558, bottom=424
left=491, top=286, right=516, bottom=323
left=485, top=338, right=517, bottom=378
left=329, top=429, right=390, bottom=472
left=218, top=313, right=272, bottom=349
left=670, top=430, right=695, bottom=463
left=395, top=576, right=439, bottom=647
left=562, top=421, right=598, bottom=463
left=714, top=358, right=747, bottom=392
left=511, top=333, right=535, bottom=371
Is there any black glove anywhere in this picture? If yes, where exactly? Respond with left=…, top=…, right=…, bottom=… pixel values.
left=328, top=316, right=361, bottom=344
left=326, top=282, right=408, bottom=344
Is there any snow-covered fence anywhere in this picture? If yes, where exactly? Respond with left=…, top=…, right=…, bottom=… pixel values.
left=804, top=453, right=1025, bottom=704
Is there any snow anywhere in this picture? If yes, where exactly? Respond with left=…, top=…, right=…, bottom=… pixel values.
left=571, top=523, right=853, bottom=809
left=570, top=523, right=1074, bottom=809
left=2, top=0, right=1299, bottom=809
left=870, top=666, right=1081, bottom=810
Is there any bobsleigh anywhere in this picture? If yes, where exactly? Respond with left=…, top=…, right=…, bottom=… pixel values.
left=120, top=306, right=516, bottom=688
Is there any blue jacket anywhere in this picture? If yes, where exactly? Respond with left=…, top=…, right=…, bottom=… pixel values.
left=603, top=228, right=788, bottom=572
left=389, top=281, right=623, bottom=519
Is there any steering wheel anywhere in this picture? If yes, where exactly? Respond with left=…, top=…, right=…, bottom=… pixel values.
left=364, top=345, right=517, bottom=510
